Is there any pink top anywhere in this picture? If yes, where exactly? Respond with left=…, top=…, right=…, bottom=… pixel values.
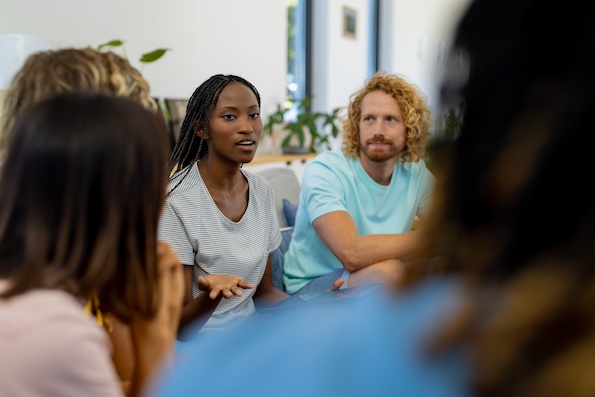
left=0, top=280, right=123, bottom=397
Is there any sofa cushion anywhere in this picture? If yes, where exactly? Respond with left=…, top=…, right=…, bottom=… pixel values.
left=257, top=167, right=301, bottom=228
left=271, top=227, right=293, bottom=292
left=282, top=198, right=298, bottom=227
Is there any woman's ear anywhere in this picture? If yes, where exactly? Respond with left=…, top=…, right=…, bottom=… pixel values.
left=194, top=123, right=208, bottom=140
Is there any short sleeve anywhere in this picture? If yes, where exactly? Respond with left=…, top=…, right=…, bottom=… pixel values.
left=158, top=200, right=196, bottom=266
left=301, top=160, right=348, bottom=223
left=415, top=166, right=436, bottom=220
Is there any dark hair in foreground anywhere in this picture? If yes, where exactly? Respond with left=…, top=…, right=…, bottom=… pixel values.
left=168, top=74, right=260, bottom=176
left=0, top=92, right=170, bottom=322
left=405, top=0, right=595, bottom=396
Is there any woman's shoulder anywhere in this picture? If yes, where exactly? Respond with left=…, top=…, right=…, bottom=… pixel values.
left=242, top=169, right=273, bottom=192
left=166, top=164, right=201, bottom=198
left=0, top=287, right=105, bottom=340
left=0, top=288, right=117, bottom=391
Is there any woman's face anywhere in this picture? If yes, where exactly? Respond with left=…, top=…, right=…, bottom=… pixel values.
left=202, top=82, right=262, bottom=164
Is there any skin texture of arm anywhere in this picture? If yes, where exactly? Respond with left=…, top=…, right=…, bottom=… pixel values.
left=312, top=210, right=423, bottom=273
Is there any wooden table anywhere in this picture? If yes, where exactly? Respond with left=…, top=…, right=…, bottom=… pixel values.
left=250, top=153, right=316, bottom=165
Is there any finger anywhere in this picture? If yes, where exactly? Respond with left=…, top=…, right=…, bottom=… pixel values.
left=230, top=286, right=243, bottom=297
left=328, top=277, right=345, bottom=291
left=209, top=288, right=222, bottom=300
left=237, top=280, right=255, bottom=289
left=197, top=276, right=210, bottom=291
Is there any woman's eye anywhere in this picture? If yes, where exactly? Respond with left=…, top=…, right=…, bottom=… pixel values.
left=222, top=114, right=236, bottom=121
left=249, top=113, right=260, bottom=119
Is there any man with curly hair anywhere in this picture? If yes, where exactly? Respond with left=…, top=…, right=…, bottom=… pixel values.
left=282, top=71, right=434, bottom=295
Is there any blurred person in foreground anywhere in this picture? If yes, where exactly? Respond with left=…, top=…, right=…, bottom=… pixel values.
left=150, top=0, right=595, bottom=396
left=0, top=92, right=182, bottom=397
left=0, top=47, right=183, bottom=396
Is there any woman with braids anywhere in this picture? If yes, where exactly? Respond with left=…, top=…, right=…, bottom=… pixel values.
left=152, top=0, right=595, bottom=396
left=159, top=74, right=292, bottom=338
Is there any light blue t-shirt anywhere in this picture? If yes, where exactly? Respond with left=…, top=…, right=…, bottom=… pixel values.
left=283, top=150, right=435, bottom=294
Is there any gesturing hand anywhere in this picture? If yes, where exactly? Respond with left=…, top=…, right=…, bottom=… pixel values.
left=197, top=274, right=255, bottom=300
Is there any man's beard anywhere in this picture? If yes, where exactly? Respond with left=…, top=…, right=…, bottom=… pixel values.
left=361, top=138, right=400, bottom=162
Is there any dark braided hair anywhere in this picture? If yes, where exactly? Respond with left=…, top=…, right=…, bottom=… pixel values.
left=167, top=74, right=260, bottom=193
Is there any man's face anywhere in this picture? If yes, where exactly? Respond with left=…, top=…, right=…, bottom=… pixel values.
left=358, top=90, right=407, bottom=163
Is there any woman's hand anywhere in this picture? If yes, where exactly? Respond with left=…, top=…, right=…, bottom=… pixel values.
left=197, top=274, right=254, bottom=299
left=128, top=242, right=184, bottom=397
left=154, top=241, right=185, bottom=341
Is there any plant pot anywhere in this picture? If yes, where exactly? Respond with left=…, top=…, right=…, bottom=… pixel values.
left=282, top=146, right=311, bottom=155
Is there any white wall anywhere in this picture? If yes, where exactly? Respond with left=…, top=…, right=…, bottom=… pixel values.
left=310, top=0, right=471, bottom=132
left=379, top=0, right=471, bottom=125
left=0, top=0, right=288, bottom=117
left=311, top=0, right=371, bottom=115
left=0, top=0, right=471, bottom=131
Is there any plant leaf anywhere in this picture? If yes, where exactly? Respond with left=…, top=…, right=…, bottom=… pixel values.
left=281, top=135, right=293, bottom=148
left=140, top=49, right=169, bottom=63
left=98, top=40, right=124, bottom=50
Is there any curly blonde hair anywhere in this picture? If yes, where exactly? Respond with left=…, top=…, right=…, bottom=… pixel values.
left=0, top=47, right=155, bottom=152
left=341, top=71, right=431, bottom=162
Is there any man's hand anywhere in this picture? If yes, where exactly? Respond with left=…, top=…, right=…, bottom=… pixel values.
left=197, top=275, right=254, bottom=299
left=328, top=277, right=345, bottom=291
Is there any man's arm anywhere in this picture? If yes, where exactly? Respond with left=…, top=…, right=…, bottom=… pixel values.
left=312, top=210, right=423, bottom=272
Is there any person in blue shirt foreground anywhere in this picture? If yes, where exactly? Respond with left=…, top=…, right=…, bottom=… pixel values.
left=150, top=0, right=595, bottom=395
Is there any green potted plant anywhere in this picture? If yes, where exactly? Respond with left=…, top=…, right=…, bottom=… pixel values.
left=263, top=97, right=341, bottom=155
left=425, top=102, right=464, bottom=174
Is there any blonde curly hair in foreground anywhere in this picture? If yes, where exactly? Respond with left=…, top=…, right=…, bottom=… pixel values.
left=0, top=47, right=155, bottom=152
left=341, top=71, right=431, bottom=162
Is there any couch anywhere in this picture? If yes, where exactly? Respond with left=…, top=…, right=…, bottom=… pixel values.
left=256, top=167, right=301, bottom=292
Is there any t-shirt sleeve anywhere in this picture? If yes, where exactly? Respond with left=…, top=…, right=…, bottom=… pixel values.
left=262, top=178, right=282, bottom=253
left=158, top=199, right=196, bottom=266
left=416, top=166, right=436, bottom=220
left=301, top=160, right=348, bottom=223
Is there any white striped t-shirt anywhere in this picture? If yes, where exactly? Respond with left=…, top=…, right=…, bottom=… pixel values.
left=158, top=163, right=281, bottom=332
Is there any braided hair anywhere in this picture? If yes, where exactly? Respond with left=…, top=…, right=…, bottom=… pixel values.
left=167, top=74, right=260, bottom=193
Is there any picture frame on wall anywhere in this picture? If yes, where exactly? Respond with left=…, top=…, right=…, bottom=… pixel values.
left=343, top=6, right=357, bottom=39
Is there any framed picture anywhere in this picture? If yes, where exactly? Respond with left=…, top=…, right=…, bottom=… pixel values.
left=343, top=6, right=357, bottom=39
